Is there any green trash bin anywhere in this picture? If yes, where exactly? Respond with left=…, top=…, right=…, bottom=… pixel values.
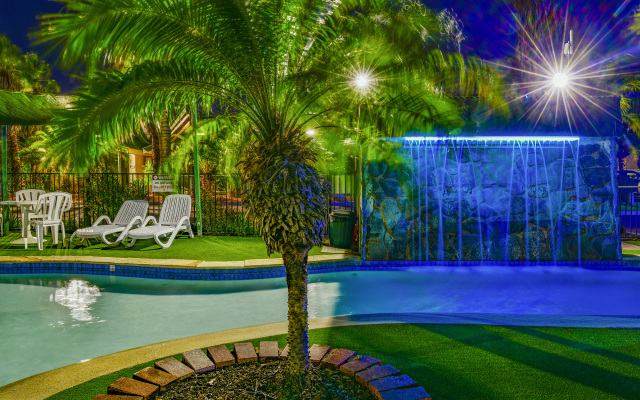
left=329, top=210, right=356, bottom=249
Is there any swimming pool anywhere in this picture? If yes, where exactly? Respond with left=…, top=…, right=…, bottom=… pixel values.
left=2, top=265, right=640, bottom=387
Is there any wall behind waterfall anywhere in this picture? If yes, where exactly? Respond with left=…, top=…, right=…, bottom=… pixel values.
left=363, top=137, right=621, bottom=262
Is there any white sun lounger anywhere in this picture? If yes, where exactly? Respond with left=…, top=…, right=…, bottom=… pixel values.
left=69, top=200, right=149, bottom=247
left=123, top=194, right=194, bottom=249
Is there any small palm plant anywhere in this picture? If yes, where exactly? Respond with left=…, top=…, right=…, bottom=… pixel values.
left=36, top=0, right=496, bottom=394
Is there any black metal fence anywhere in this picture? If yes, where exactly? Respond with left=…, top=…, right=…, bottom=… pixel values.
left=619, top=185, right=640, bottom=237
left=2, top=172, right=357, bottom=236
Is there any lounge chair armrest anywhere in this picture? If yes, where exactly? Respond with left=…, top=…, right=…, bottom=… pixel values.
left=128, top=215, right=144, bottom=227
left=112, top=215, right=145, bottom=245
left=92, top=215, right=112, bottom=226
left=141, top=216, right=158, bottom=226
left=176, top=216, right=191, bottom=228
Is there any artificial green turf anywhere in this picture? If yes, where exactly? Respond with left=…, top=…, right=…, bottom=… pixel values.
left=0, top=232, right=323, bottom=261
left=46, top=324, right=640, bottom=400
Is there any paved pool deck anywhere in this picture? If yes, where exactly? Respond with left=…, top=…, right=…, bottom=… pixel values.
left=0, top=248, right=359, bottom=269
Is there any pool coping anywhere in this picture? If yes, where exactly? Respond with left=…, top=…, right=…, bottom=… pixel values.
left=2, top=255, right=640, bottom=281
left=0, top=253, right=360, bottom=268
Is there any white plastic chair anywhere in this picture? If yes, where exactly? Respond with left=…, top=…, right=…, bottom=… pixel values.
left=16, top=189, right=46, bottom=202
left=123, top=194, right=194, bottom=249
left=15, top=189, right=46, bottom=234
left=30, top=192, right=72, bottom=250
left=69, top=200, right=149, bottom=247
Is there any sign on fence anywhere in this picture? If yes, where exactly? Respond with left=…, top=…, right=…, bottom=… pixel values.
left=152, top=174, right=173, bottom=192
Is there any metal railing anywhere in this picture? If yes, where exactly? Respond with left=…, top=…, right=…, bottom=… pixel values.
left=2, top=172, right=356, bottom=236
left=619, top=185, right=640, bottom=237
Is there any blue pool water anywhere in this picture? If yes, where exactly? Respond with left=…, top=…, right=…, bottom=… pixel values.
left=2, top=266, right=640, bottom=387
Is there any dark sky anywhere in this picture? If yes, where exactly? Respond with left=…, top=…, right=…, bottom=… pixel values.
left=1, top=0, right=638, bottom=93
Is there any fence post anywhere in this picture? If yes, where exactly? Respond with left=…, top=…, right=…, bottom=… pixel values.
left=192, top=112, right=203, bottom=237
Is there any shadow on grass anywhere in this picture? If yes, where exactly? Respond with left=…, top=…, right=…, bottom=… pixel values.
left=421, top=324, right=639, bottom=399
left=508, top=325, right=640, bottom=369
left=319, top=323, right=640, bottom=400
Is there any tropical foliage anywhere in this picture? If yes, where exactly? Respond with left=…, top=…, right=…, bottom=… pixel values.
left=0, top=35, right=60, bottom=172
left=35, top=0, right=497, bottom=394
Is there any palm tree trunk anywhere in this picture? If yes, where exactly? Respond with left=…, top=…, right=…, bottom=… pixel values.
left=159, top=111, right=171, bottom=169
left=282, top=243, right=311, bottom=395
left=151, top=129, right=160, bottom=172
left=8, top=125, right=21, bottom=173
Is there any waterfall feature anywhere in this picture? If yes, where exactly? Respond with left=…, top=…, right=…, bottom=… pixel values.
left=364, top=136, right=620, bottom=262
left=407, top=137, right=580, bottom=262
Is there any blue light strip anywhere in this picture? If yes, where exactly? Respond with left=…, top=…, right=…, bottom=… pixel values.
left=402, top=136, right=580, bottom=142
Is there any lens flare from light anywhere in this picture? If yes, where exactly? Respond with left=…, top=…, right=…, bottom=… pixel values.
left=486, top=4, right=633, bottom=132
left=355, top=73, right=371, bottom=91
left=552, top=72, right=570, bottom=88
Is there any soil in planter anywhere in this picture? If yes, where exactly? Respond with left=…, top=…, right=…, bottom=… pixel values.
left=157, top=360, right=377, bottom=399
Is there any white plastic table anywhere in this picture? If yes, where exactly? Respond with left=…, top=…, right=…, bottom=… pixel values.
left=0, top=200, right=41, bottom=248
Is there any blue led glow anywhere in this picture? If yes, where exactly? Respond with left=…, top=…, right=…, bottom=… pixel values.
left=401, top=136, right=580, bottom=142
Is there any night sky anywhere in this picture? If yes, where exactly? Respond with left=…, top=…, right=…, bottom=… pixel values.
left=1, top=0, right=638, bottom=93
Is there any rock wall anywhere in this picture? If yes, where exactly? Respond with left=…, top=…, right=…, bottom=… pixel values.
left=363, top=137, right=621, bottom=262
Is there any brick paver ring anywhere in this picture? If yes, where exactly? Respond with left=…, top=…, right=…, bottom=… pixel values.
left=92, top=342, right=431, bottom=400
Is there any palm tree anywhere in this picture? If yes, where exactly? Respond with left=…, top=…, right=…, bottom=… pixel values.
left=36, top=0, right=495, bottom=393
left=0, top=35, right=60, bottom=173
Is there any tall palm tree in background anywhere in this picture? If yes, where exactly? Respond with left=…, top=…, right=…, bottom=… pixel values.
left=0, top=35, right=60, bottom=173
left=36, top=0, right=497, bottom=393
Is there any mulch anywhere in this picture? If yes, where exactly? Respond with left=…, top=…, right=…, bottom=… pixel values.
left=156, top=360, right=376, bottom=399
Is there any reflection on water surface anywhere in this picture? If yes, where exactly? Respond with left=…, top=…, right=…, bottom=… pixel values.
left=50, top=279, right=101, bottom=321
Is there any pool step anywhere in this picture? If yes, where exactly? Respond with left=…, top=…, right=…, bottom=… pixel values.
left=93, top=343, right=432, bottom=400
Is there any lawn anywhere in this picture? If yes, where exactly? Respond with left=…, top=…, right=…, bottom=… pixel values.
left=0, top=232, right=323, bottom=261
left=46, top=324, right=640, bottom=400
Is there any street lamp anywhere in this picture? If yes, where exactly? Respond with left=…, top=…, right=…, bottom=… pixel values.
left=351, top=68, right=376, bottom=95
left=355, top=72, right=371, bottom=92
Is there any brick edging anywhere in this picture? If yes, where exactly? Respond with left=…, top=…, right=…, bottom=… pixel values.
left=93, top=342, right=431, bottom=400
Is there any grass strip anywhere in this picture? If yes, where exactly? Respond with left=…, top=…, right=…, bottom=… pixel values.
left=0, top=234, right=323, bottom=261
left=47, top=324, right=640, bottom=400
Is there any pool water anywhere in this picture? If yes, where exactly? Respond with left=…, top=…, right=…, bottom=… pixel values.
left=2, top=266, right=640, bottom=387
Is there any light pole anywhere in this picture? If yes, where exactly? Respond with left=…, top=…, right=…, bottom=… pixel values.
left=2, top=125, right=7, bottom=234
left=352, top=70, right=373, bottom=257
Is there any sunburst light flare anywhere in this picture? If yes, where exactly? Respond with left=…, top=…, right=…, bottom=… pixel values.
left=488, top=2, right=637, bottom=133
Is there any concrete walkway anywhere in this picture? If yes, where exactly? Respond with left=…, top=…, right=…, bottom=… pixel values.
left=0, top=250, right=360, bottom=269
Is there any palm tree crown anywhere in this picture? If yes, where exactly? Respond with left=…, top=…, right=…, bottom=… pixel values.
left=36, top=0, right=496, bottom=393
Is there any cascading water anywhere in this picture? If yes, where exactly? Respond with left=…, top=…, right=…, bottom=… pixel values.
left=364, top=135, right=619, bottom=262
left=405, top=137, right=582, bottom=262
